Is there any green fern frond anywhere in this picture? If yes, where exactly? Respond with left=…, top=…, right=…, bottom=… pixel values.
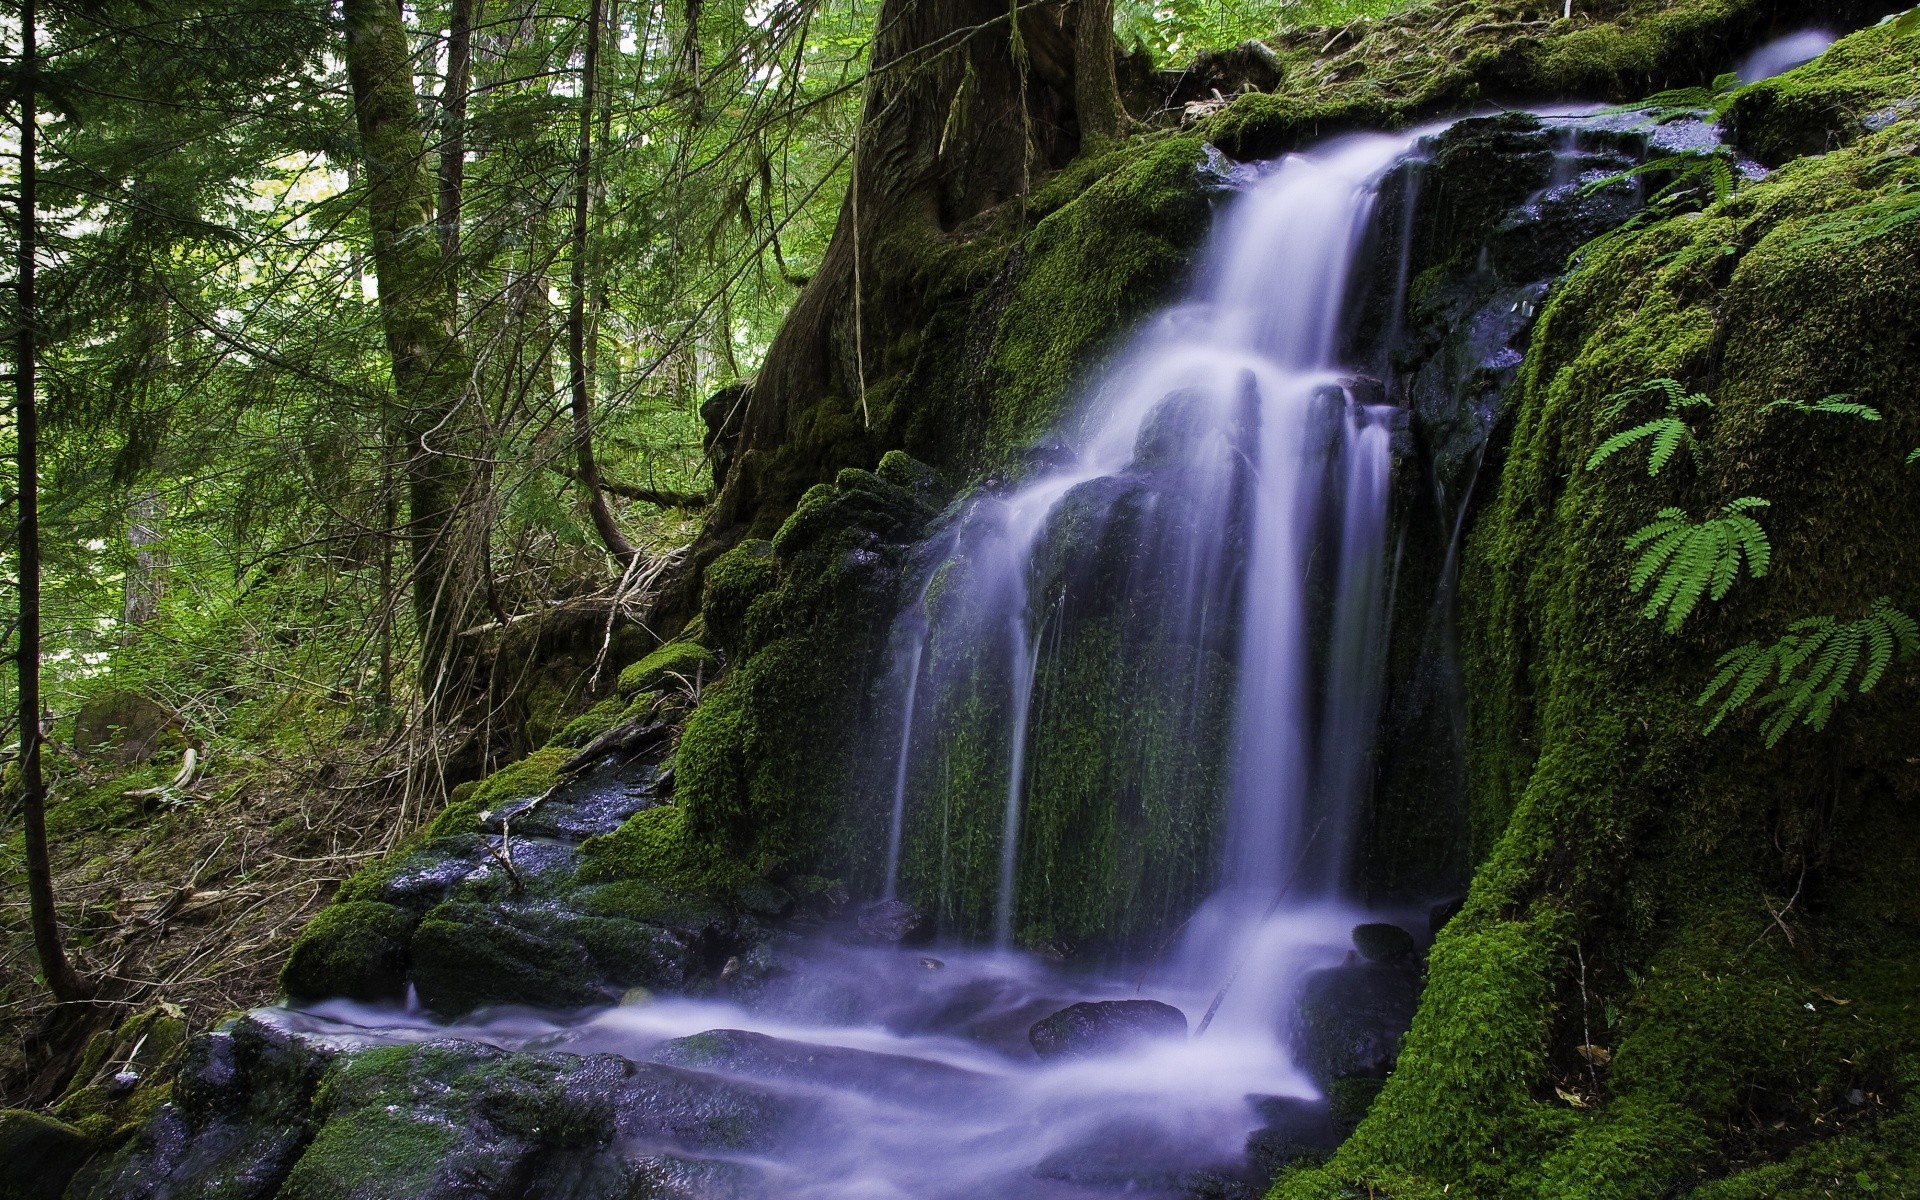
left=1766, top=393, right=1882, bottom=421
left=1908, top=447, right=1919, bottom=465
left=1588, top=379, right=1711, bottom=475
left=1698, top=597, right=1919, bottom=745
left=1786, top=185, right=1920, bottom=250
left=1625, top=498, right=1771, bottom=633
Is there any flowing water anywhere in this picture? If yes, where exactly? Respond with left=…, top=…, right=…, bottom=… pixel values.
left=277, top=130, right=1445, bottom=1200
left=268, top=53, right=1841, bottom=1188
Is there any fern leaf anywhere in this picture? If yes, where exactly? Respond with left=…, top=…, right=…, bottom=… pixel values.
left=1624, top=499, right=1770, bottom=632
left=1697, top=597, right=1920, bottom=745
left=1767, top=393, right=1882, bottom=421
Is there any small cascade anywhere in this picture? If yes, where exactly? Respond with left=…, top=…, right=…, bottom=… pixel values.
left=877, top=130, right=1434, bottom=968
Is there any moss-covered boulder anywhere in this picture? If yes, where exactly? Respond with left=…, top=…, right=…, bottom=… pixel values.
left=84, top=1014, right=336, bottom=1200
left=614, top=639, right=718, bottom=699
left=279, top=901, right=413, bottom=1003
left=0, top=1109, right=94, bottom=1200
left=409, top=899, right=696, bottom=1015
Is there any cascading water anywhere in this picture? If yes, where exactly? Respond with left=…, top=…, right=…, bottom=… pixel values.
left=877, top=130, right=1428, bottom=989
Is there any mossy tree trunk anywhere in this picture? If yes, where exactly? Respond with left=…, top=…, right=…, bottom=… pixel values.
left=341, top=0, right=487, bottom=697
left=714, top=0, right=1127, bottom=535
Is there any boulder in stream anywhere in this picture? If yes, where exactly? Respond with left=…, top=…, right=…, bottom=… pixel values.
left=1028, top=999, right=1188, bottom=1059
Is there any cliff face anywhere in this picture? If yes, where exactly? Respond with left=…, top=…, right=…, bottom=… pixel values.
left=19, top=4, right=1920, bottom=1198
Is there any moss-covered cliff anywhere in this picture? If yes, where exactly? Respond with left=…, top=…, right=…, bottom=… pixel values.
left=1277, top=14, right=1920, bottom=1197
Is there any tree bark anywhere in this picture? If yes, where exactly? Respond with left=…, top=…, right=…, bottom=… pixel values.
left=438, top=0, right=474, bottom=298
left=714, top=0, right=1103, bottom=532
left=15, top=0, right=91, bottom=1004
left=568, top=0, right=638, bottom=566
left=1072, top=0, right=1127, bottom=141
left=341, top=0, right=485, bottom=694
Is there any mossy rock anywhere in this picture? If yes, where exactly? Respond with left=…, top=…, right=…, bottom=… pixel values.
left=51, top=1004, right=189, bottom=1142
left=280, top=901, right=414, bottom=1003
left=700, top=539, right=779, bottom=655
left=615, top=640, right=718, bottom=700
left=71, top=688, right=184, bottom=765
left=0, top=1109, right=94, bottom=1200
left=546, top=694, right=626, bottom=748
left=1279, top=29, right=1920, bottom=1198
left=425, top=746, right=571, bottom=838
left=409, top=899, right=695, bottom=1016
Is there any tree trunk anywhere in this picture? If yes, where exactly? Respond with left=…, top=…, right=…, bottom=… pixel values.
left=438, top=0, right=474, bottom=297
left=341, top=0, right=485, bottom=695
left=1072, top=0, right=1127, bottom=141
left=121, top=488, right=168, bottom=630
left=569, top=0, right=638, bottom=566
left=15, top=0, right=91, bottom=1004
left=715, top=0, right=1102, bottom=532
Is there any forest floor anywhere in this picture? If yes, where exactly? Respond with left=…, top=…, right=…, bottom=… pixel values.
left=0, top=727, right=424, bottom=1107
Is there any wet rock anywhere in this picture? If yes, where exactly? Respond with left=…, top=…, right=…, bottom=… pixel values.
left=410, top=899, right=694, bottom=1015
left=85, top=1015, right=336, bottom=1200
left=1034, top=1115, right=1238, bottom=1192
left=503, top=758, right=666, bottom=840
left=280, top=900, right=413, bottom=1002
left=1291, top=961, right=1421, bottom=1087
left=1244, top=1094, right=1339, bottom=1178
left=1351, top=922, right=1416, bottom=963
left=0, top=1109, right=94, bottom=1200
left=852, top=898, right=925, bottom=944
left=1029, top=999, right=1188, bottom=1059
left=1325, top=1076, right=1387, bottom=1135
left=72, top=690, right=184, bottom=764
left=650, top=1029, right=991, bottom=1106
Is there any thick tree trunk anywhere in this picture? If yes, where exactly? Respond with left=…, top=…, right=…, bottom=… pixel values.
left=713, top=0, right=1119, bottom=534
left=15, top=0, right=90, bottom=1004
left=1072, top=0, right=1127, bottom=141
left=568, top=0, right=638, bottom=566
left=341, top=0, right=485, bottom=696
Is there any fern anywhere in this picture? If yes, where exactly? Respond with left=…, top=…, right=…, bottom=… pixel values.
left=1766, top=393, right=1882, bottom=421
left=1625, top=498, right=1771, bottom=633
left=1786, top=184, right=1920, bottom=251
left=1699, top=597, right=1920, bottom=745
left=1586, top=378, right=1712, bottom=475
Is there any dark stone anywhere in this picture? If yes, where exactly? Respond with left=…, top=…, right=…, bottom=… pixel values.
left=85, top=1016, right=335, bottom=1200
left=851, top=898, right=925, bottom=944
left=1351, top=922, right=1417, bottom=963
left=650, top=1029, right=990, bottom=1106
left=0, top=1109, right=94, bottom=1200
left=410, top=900, right=694, bottom=1016
left=72, top=690, right=183, bottom=764
left=1244, top=1094, right=1339, bottom=1179
left=1028, top=999, right=1188, bottom=1059
left=1291, top=962, right=1421, bottom=1087
left=1325, top=1076, right=1387, bottom=1135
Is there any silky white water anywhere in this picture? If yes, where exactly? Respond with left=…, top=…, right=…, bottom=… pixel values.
left=278, top=130, right=1440, bottom=1199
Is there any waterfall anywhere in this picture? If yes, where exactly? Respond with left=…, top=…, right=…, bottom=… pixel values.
left=879, top=130, right=1433, bottom=957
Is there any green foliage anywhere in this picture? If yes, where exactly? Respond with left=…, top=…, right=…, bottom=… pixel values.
left=1584, top=379, right=1712, bottom=476
left=1786, top=183, right=1920, bottom=250
left=1625, top=498, right=1772, bottom=634
left=1765, top=393, right=1881, bottom=421
left=1699, top=597, right=1919, bottom=745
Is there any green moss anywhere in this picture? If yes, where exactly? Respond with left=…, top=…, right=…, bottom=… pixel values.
left=576, top=804, right=769, bottom=907
left=1276, top=68, right=1920, bottom=1200
left=701, top=539, right=780, bottom=655
left=0, top=1109, right=93, bottom=1200
left=984, top=135, right=1218, bottom=454
left=520, top=676, right=569, bottom=749
left=546, top=694, right=625, bottom=748
left=1732, top=15, right=1920, bottom=165
left=616, top=640, right=719, bottom=700
left=425, top=745, right=570, bottom=838
left=280, top=900, right=413, bottom=1002
left=277, top=1046, right=469, bottom=1200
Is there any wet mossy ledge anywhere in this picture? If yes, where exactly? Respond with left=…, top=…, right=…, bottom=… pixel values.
left=1277, top=15, right=1920, bottom=1200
